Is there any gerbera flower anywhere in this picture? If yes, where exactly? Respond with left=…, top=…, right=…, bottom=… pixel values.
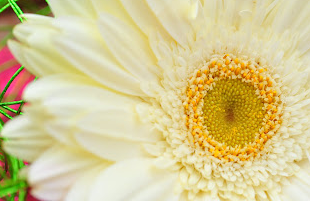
left=2, top=0, right=310, bottom=200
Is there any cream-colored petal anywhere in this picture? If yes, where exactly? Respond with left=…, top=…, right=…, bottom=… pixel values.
left=44, top=118, right=77, bottom=146
left=120, top=0, right=172, bottom=39
left=23, top=74, right=98, bottom=102
left=13, top=14, right=53, bottom=44
left=295, top=160, right=310, bottom=187
left=90, top=0, right=137, bottom=27
left=53, top=32, right=144, bottom=96
left=8, top=40, right=50, bottom=76
left=65, top=165, right=106, bottom=201
left=145, top=0, right=196, bottom=47
left=1, top=115, right=54, bottom=162
left=98, top=13, right=160, bottom=82
left=41, top=85, right=140, bottom=117
left=29, top=145, right=105, bottom=201
left=280, top=177, right=310, bottom=201
left=11, top=18, right=82, bottom=76
left=75, top=132, right=146, bottom=161
left=77, top=108, right=162, bottom=142
left=268, top=1, right=310, bottom=33
left=48, top=0, right=97, bottom=18
left=12, top=14, right=144, bottom=96
left=89, top=158, right=178, bottom=201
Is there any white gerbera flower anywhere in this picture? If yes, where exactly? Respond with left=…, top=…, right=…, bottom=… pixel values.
left=2, top=0, right=310, bottom=200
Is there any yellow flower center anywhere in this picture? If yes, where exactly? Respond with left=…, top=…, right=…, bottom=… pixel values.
left=203, top=79, right=265, bottom=147
left=184, top=54, right=282, bottom=162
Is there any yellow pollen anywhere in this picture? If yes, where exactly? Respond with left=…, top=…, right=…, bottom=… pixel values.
left=235, top=67, right=241, bottom=75
left=241, top=62, right=245, bottom=69
left=211, top=60, right=216, bottom=67
left=234, top=58, right=239, bottom=64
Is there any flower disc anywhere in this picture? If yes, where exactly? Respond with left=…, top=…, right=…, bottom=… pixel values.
left=203, top=78, right=266, bottom=147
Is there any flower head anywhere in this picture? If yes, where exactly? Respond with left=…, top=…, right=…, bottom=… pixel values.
left=2, top=0, right=310, bottom=200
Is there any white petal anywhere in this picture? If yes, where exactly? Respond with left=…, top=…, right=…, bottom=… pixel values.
left=65, top=165, right=108, bottom=201
left=53, top=32, right=143, bottom=96
left=8, top=40, right=47, bottom=76
left=29, top=145, right=105, bottom=200
left=23, top=74, right=98, bottom=102
left=269, top=1, right=310, bottom=33
left=41, top=85, right=139, bottom=117
left=1, top=115, right=54, bottom=162
left=77, top=108, right=162, bottom=142
left=44, top=118, right=77, bottom=146
left=90, top=0, right=136, bottom=27
left=120, top=0, right=172, bottom=39
left=89, top=158, right=178, bottom=201
left=12, top=19, right=81, bottom=76
left=12, top=15, right=54, bottom=45
left=281, top=177, right=310, bottom=201
left=98, top=13, right=159, bottom=82
left=50, top=16, right=143, bottom=96
left=48, top=0, right=97, bottom=18
left=75, top=132, right=147, bottom=161
left=146, top=0, right=195, bottom=47
left=23, top=47, right=79, bottom=76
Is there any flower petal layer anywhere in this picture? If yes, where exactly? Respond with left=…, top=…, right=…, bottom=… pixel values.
left=1, top=115, right=54, bottom=162
left=89, top=158, right=179, bottom=201
left=48, top=0, right=97, bottom=18
left=98, top=13, right=160, bottom=82
left=29, top=145, right=107, bottom=200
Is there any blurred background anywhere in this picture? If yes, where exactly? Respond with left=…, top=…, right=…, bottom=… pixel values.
left=0, top=1, right=50, bottom=200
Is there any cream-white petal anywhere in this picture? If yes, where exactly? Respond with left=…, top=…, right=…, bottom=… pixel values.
left=8, top=40, right=47, bottom=76
left=41, top=85, right=140, bottom=146
left=29, top=145, right=105, bottom=200
left=280, top=177, right=310, bottom=201
left=120, top=0, right=172, bottom=39
left=268, top=1, right=310, bottom=33
left=23, top=74, right=98, bottom=102
left=13, top=15, right=54, bottom=45
left=50, top=16, right=144, bottom=96
left=65, top=165, right=108, bottom=201
left=98, top=13, right=159, bottom=82
left=89, top=158, right=178, bottom=201
left=75, top=132, right=146, bottom=161
left=41, top=85, right=140, bottom=117
left=146, top=0, right=195, bottom=47
left=44, top=118, right=77, bottom=146
left=13, top=15, right=143, bottom=94
left=11, top=22, right=82, bottom=76
left=53, top=33, right=144, bottom=96
left=23, top=47, right=79, bottom=76
left=1, top=115, right=54, bottom=162
left=77, top=108, right=162, bottom=142
left=48, top=0, right=97, bottom=18
left=90, top=0, right=137, bottom=27
left=13, top=19, right=82, bottom=75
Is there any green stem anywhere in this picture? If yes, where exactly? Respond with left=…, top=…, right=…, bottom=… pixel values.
left=8, top=0, right=25, bottom=22
left=1, top=105, right=24, bottom=115
left=0, top=0, right=18, bottom=14
left=0, top=66, right=24, bottom=102
left=0, top=109, right=13, bottom=119
left=0, top=100, right=24, bottom=106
